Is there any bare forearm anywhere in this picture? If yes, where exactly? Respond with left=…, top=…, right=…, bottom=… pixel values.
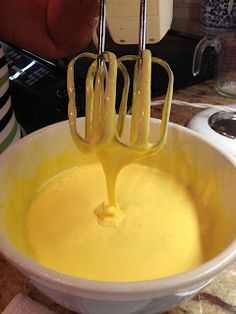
left=0, top=0, right=98, bottom=58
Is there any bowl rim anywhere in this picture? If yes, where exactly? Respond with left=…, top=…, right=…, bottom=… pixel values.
left=0, top=118, right=236, bottom=300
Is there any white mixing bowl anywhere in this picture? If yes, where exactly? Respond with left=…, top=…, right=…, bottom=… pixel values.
left=0, top=117, right=236, bottom=314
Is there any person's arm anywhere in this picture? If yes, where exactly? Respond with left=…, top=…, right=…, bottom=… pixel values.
left=0, top=0, right=98, bottom=58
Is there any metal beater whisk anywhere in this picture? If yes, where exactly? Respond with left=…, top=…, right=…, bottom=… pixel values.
left=67, top=0, right=173, bottom=154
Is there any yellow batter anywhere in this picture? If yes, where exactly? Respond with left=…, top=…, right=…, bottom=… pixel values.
left=26, top=162, right=205, bottom=282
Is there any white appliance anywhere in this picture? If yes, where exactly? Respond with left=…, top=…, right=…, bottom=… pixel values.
left=187, top=105, right=236, bottom=158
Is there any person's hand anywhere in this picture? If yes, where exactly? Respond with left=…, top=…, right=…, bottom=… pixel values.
left=0, top=0, right=99, bottom=58
left=47, top=0, right=99, bottom=57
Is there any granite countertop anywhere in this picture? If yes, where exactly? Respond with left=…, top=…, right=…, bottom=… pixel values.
left=0, top=80, right=236, bottom=313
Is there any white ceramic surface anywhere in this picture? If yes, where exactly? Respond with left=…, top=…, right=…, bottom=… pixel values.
left=0, top=117, right=236, bottom=314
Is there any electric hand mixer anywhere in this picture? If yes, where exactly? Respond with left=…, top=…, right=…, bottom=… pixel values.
left=67, top=0, right=174, bottom=226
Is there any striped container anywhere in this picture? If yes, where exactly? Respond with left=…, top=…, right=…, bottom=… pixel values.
left=0, top=46, right=21, bottom=153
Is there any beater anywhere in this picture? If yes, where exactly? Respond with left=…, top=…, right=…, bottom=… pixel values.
left=67, top=0, right=174, bottom=155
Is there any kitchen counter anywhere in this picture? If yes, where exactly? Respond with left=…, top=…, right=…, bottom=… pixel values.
left=0, top=80, right=236, bottom=313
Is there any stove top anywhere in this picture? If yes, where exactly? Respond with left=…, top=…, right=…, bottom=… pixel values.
left=2, top=31, right=216, bottom=134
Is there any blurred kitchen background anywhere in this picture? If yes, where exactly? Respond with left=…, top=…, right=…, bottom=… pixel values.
left=1, top=0, right=216, bottom=134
